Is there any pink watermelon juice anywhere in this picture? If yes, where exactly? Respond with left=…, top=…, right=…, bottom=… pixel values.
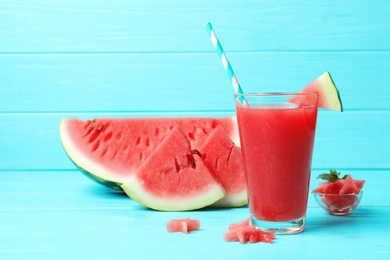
left=235, top=93, right=317, bottom=234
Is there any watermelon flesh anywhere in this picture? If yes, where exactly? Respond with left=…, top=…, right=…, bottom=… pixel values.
left=322, top=194, right=358, bottom=211
left=166, top=218, right=200, bottom=234
left=121, top=126, right=226, bottom=211
left=199, top=126, right=247, bottom=208
left=312, top=175, right=365, bottom=195
left=300, top=71, right=343, bottom=112
left=312, top=175, right=365, bottom=215
left=224, top=218, right=276, bottom=244
left=59, top=117, right=238, bottom=190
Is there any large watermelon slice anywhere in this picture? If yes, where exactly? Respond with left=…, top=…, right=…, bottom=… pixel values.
left=121, top=126, right=226, bottom=211
left=301, top=71, right=343, bottom=112
left=199, top=126, right=247, bottom=208
left=59, top=117, right=238, bottom=191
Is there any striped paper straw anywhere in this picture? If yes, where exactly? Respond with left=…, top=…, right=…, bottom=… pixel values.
left=205, top=22, right=245, bottom=99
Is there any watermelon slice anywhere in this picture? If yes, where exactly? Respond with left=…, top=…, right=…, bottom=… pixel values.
left=300, top=71, right=343, bottom=112
left=199, top=126, right=247, bottom=208
left=312, top=180, right=344, bottom=194
left=59, top=117, right=238, bottom=190
left=315, top=192, right=362, bottom=215
left=121, top=126, right=226, bottom=211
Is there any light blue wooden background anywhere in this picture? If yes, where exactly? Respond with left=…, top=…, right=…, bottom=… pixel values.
left=1, top=0, right=389, bottom=171
left=1, top=1, right=390, bottom=259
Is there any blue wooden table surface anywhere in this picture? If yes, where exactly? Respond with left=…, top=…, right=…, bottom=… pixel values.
left=1, top=170, right=389, bottom=259
left=1, top=1, right=389, bottom=259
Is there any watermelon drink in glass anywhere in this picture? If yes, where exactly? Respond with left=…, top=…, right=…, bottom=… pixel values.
left=235, top=92, right=318, bottom=234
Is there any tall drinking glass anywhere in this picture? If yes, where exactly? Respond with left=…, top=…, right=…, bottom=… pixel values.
left=235, top=92, right=318, bottom=234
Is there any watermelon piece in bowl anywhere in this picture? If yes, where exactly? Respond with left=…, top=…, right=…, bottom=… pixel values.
left=121, top=126, right=226, bottom=211
left=314, top=192, right=362, bottom=215
left=59, top=117, right=238, bottom=191
left=223, top=218, right=276, bottom=244
left=312, top=171, right=365, bottom=215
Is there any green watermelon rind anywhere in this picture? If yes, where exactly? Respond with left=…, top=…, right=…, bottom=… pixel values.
left=59, top=117, right=240, bottom=192
left=211, top=189, right=248, bottom=208
left=59, top=120, right=127, bottom=189
left=77, top=164, right=123, bottom=191
left=302, top=71, right=343, bottom=112
left=121, top=174, right=226, bottom=211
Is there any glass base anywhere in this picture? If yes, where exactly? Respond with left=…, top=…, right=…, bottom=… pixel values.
left=250, top=215, right=305, bottom=234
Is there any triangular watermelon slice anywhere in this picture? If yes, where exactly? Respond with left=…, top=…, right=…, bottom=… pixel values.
left=200, top=126, right=247, bottom=208
left=121, top=126, right=226, bottom=211
left=59, top=117, right=238, bottom=190
left=301, top=71, right=343, bottom=112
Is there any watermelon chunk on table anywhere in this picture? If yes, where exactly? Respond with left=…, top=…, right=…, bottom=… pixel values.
left=166, top=218, right=200, bottom=234
left=312, top=174, right=364, bottom=195
left=322, top=194, right=358, bottom=210
left=223, top=218, right=276, bottom=244
left=312, top=180, right=344, bottom=194
left=300, top=71, right=343, bottom=112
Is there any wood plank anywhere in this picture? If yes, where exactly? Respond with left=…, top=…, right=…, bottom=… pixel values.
left=0, top=111, right=388, bottom=170
left=0, top=170, right=388, bottom=259
left=2, top=207, right=388, bottom=259
left=1, top=52, right=389, bottom=112
left=1, top=0, right=389, bottom=52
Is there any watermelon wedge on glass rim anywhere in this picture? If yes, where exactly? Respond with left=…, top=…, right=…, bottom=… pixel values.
left=59, top=117, right=239, bottom=191
left=289, top=71, right=343, bottom=112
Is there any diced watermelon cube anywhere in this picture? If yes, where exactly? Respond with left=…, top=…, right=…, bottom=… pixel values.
left=236, top=228, right=251, bottom=244
left=354, top=179, right=365, bottom=191
left=185, top=218, right=200, bottom=231
left=257, top=231, right=274, bottom=244
left=228, top=218, right=250, bottom=230
left=312, top=180, right=343, bottom=194
left=322, top=195, right=357, bottom=209
left=223, top=230, right=239, bottom=242
left=223, top=219, right=276, bottom=244
left=339, top=175, right=360, bottom=194
left=166, top=218, right=200, bottom=234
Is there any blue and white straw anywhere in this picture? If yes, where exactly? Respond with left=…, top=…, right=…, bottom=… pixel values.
left=205, top=22, right=245, bottom=98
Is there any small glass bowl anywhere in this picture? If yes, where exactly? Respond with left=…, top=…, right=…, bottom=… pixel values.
left=313, top=191, right=363, bottom=216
